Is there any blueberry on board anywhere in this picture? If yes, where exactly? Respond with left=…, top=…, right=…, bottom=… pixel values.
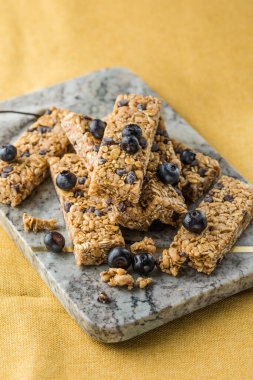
left=90, top=119, right=106, bottom=139
left=0, top=144, right=17, bottom=162
left=107, top=247, right=132, bottom=270
left=156, top=162, right=180, bottom=185
left=182, top=210, right=207, bottom=234
left=180, top=150, right=197, bottom=165
left=44, top=231, right=65, bottom=253
left=133, top=253, right=156, bottom=275
left=56, top=170, right=77, bottom=190
left=121, top=135, right=140, bottom=154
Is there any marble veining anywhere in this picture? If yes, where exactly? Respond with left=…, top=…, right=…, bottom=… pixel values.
left=0, top=67, right=252, bottom=342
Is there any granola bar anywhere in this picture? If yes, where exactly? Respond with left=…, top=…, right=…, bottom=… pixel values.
left=160, top=176, right=253, bottom=275
left=49, top=154, right=124, bottom=265
left=172, top=139, right=221, bottom=201
left=0, top=107, right=70, bottom=206
left=23, top=213, right=57, bottom=232
left=88, top=94, right=161, bottom=204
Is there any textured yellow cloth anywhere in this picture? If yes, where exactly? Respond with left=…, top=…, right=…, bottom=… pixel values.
left=0, top=0, right=253, bottom=379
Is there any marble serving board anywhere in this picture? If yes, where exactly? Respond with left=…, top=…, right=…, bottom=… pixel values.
left=0, top=68, right=253, bottom=343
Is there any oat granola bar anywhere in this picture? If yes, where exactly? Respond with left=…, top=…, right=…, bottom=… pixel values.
left=0, top=107, right=70, bottom=206
left=88, top=94, right=161, bottom=204
left=160, top=176, right=253, bottom=275
left=49, top=154, right=124, bottom=265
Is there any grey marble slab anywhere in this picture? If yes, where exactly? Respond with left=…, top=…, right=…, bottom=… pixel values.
left=0, top=67, right=252, bottom=343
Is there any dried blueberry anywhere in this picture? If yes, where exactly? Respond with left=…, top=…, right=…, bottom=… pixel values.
left=204, top=194, right=213, bottom=203
left=116, top=168, right=126, bottom=176
left=77, top=176, right=87, bottom=185
left=118, top=99, right=129, bottom=107
left=37, top=125, right=53, bottom=133
left=223, top=194, right=234, bottom=202
left=137, top=103, right=146, bottom=111
left=125, top=171, right=136, bottom=184
left=74, top=189, right=84, bottom=198
left=64, top=201, right=73, bottom=213
left=94, top=209, right=104, bottom=217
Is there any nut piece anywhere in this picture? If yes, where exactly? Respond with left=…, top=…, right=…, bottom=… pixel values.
left=23, top=213, right=57, bottom=232
left=100, top=268, right=134, bottom=289
left=136, top=277, right=153, bottom=289
left=130, top=237, right=156, bottom=254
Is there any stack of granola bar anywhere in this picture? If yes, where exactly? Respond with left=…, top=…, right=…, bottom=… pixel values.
left=1, top=95, right=252, bottom=277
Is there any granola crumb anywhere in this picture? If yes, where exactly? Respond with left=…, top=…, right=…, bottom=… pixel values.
left=97, top=292, right=111, bottom=304
left=136, top=277, right=153, bottom=289
left=130, top=237, right=156, bottom=255
left=23, top=213, right=57, bottom=232
left=100, top=268, right=134, bottom=289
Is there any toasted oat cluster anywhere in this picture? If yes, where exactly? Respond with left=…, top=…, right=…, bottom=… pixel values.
left=160, top=176, right=253, bottom=275
left=49, top=154, right=124, bottom=265
left=0, top=107, right=70, bottom=206
left=130, top=237, right=156, bottom=254
left=100, top=268, right=134, bottom=289
left=136, top=277, right=153, bottom=289
left=23, top=213, right=57, bottom=232
left=89, top=94, right=162, bottom=205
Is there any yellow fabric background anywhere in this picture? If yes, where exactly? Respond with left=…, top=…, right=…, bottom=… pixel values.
left=0, top=0, right=253, bottom=379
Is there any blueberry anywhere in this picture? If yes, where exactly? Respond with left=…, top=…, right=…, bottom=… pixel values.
left=56, top=170, right=77, bottom=190
left=107, top=247, right=132, bottom=270
left=0, top=144, right=17, bottom=162
left=182, top=210, right=207, bottom=234
left=157, top=162, right=180, bottom=185
left=180, top=150, right=196, bottom=165
left=20, top=150, right=30, bottom=157
left=133, top=253, right=155, bottom=275
left=122, top=124, right=142, bottom=140
left=121, top=135, right=140, bottom=154
left=44, top=231, right=65, bottom=253
left=90, top=119, right=106, bottom=139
